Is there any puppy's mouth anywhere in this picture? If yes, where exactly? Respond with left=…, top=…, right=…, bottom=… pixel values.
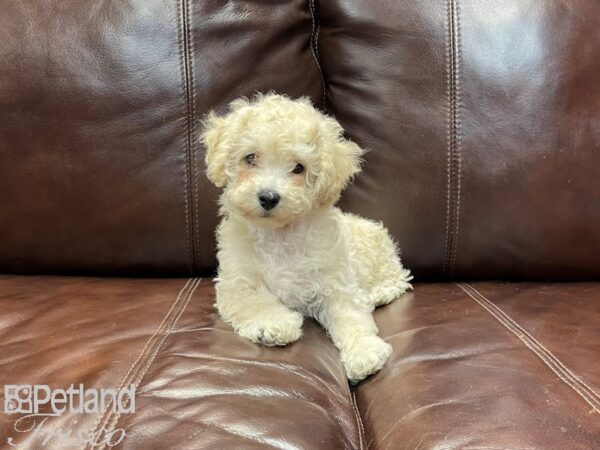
left=239, top=206, right=277, bottom=223
left=254, top=209, right=293, bottom=229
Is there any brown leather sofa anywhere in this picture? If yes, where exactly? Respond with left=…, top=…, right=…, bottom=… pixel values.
left=0, top=1, right=598, bottom=449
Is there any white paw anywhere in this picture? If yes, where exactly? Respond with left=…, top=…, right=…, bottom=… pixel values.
left=342, top=336, right=393, bottom=384
left=237, top=310, right=303, bottom=346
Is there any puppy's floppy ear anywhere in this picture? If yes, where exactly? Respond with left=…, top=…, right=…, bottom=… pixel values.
left=201, top=112, right=230, bottom=188
left=315, top=117, right=364, bottom=207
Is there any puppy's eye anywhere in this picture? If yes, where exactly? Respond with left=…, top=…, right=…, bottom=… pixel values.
left=245, top=153, right=257, bottom=166
left=292, top=163, right=304, bottom=174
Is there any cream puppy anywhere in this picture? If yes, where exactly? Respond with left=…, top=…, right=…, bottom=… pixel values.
left=202, top=94, right=412, bottom=383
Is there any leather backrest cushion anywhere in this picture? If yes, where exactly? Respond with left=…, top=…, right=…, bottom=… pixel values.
left=0, top=0, right=322, bottom=275
left=1, top=0, right=598, bottom=280
left=321, top=0, right=600, bottom=280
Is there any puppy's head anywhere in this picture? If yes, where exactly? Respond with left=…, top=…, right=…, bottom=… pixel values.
left=202, top=93, right=363, bottom=228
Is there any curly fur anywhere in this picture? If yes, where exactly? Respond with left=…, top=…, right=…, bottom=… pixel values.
left=203, top=93, right=412, bottom=383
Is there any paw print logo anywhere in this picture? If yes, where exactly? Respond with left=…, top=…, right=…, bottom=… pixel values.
left=4, top=385, right=33, bottom=414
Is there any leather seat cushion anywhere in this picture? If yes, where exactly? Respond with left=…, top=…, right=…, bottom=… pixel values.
left=0, top=276, right=361, bottom=449
left=357, top=282, right=600, bottom=449
left=1, top=277, right=598, bottom=448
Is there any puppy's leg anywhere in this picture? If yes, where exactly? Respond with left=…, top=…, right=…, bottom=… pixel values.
left=347, top=215, right=412, bottom=307
left=368, top=251, right=413, bottom=308
left=316, top=294, right=392, bottom=384
left=216, top=281, right=303, bottom=346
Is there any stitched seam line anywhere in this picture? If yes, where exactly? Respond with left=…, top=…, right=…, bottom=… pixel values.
left=451, top=0, right=462, bottom=276
left=351, top=390, right=366, bottom=450
left=82, top=278, right=197, bottom=450
left=458, top=283, right=600, bottom=408
left=443, top=0, right=462, bottom=279
left=457, top=283, right=600, bottom=414
left=97, top=278, right=201, bottom=449
left=178, top=0, right=196, bottom=274
left=442, top=0, right=452, bottom=277
left=185, top=0, right=200, bottom=272
left=309, top=0, right=327, bottom=111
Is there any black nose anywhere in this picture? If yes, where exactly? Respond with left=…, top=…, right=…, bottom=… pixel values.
left=258, top=190, right=280, bottom=211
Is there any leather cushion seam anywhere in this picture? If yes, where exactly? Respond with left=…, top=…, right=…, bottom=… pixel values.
left=98, top=278, right=201, bottom=448
left=177, top=0, right=196, bottom=274
left=351, top=390, right=366, bottom=450
left=185, top=0, right=200, bottom=272
left=82, top=278, right=201, bottom=450
left=457, top=283, right=600, bottom=414
left=443, top=0, right=463, bottom=279
left=309, top=0, right=327, bottom=111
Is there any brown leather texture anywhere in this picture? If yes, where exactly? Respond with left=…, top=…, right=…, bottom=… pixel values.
left=319, top=0, right=600, bottom=280
left=1, top=1, right=600, bottom=447
left=357, top=283, right=600, bottom=449
left=1, top=277, right=598, bottom=448
left=1, top=0, right=598, bottom=280
left=0, top=276, right=361, bottom=449
left=0, top=0, right=321, bottom=276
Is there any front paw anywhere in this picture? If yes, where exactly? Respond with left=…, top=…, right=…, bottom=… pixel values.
left=237, top=310, right=303, bottom=346
left=341, top=336, right=392, bottom=384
